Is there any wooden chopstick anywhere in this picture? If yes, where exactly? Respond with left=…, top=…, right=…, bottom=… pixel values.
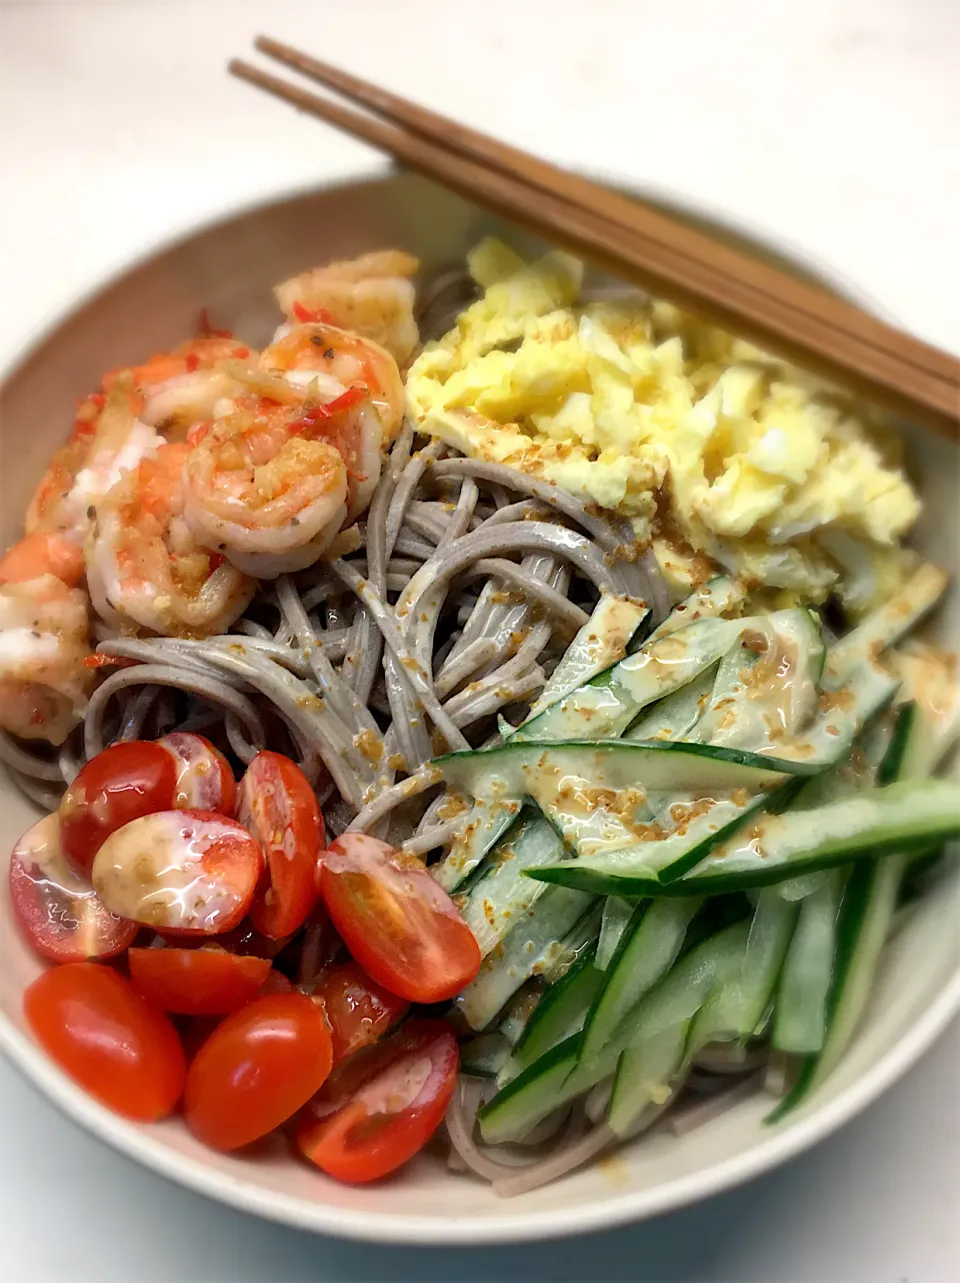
left=252, top=36, right=954, bottom=390
left=229, top=51, right=959, bottom=441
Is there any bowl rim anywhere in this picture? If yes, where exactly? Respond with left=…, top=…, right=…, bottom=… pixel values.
left=0, top=167, right=957, bottom=1245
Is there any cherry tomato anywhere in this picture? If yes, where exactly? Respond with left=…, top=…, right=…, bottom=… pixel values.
left=9, top=814, right=137, bottom=963
left=237, top=751, right=323, bottom=940
left=128, top=946, right=272, bottom=1015
left=92, top=810, right=262, bottom=934
left=185, top=992, right=333, bottom=1150
left=24, top=963, right=185, bottom=1120
left=316, top=961, right=409, bottom=1063
left=296, top=1018, right=457, bottom=1183
left=260, top=969, right=294, bottom=996
left=156, top=732, right=236, bottom=815
left=318, top=834, right=481, bottom=1003
left=59, top=741, right=178, bottom=874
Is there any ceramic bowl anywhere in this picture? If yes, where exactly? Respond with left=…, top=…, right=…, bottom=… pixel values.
left=1, top=173, right=957, bottom=1244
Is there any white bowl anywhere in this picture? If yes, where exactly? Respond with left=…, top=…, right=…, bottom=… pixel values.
left=1, top=173, right=957, bottom=1244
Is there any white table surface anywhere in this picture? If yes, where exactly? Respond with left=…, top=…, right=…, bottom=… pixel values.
left=0, top=2, right=957, bottom=1279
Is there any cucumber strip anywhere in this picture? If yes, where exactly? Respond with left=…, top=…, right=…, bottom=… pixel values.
left=772, top=868, right=845, bottom=1054
left=824, top=563, right=948, bottom=686
left=769, top=703, right=941, bottom=1120
left=695, top=610, right=824, bottom=752
left=624, top=664, right=718, bottom=742
left=694, top=888, right=799, bottom=1043
left=770, top=661, right=901, bottom=768
left=433, top=796, right=522, bottom=891
left=596, top=895, right=635, bottom=969
left=455, top=889, right=595, bottom=1030
left=526, top=779, right=797, bottom=892
left=509, top=946, right=604, bottom=1073
left=690, top=633, right=769, bottom=746
left=523, top=595, right=651, bottom=721
left=577, top=898, right=700, bottom=1070
left=497, top=981, right=545, bottom=1046
left=607, top=1023, right=690, bottom=1137
left=438, top=737, right=797, bottom=799
left=461, top=811, right=568, bottom=956
left=649, top=576, right=747, bottom=638
left=514, top=615, right=756, bottom=742
left=477, top=1035, right=597, bottom=1145
left=460, top=1032, right=513, bottom=1079
left=528, top=778, right=960, bottom=896
left=605, top=921, right=750, bottom=1135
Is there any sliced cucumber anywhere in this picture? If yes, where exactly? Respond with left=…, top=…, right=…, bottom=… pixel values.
left=649, top=576, right=746, bottom=637
left=596, top=895, right=635, bottom=969
left=460, top=1032, right=513, bottom=1079
left=772, top=868, right=844, bottom=1054
left=528, top=777, right=960, bottom=896
left=514, top=615, right=755, bottom=743
left=433, top=796, right=522, bottom=892
left=509, top=945, right=604, bottom=1074
left=524, top=595, right=651, bottom=722
left=768, top=703, right=941, bottom=1119
left=824, top=563, right=947, bottom=686
left=607, top=1024, right=689, bottom=1136
left=605, top=920, right=750, bottom=1135
left=577, top=898, right=700, bottom=1070
left=624, top=664, right=718, bottom=742
left=497, top=981, right=545, bottom=1047
left=461, top=810, right=568, bottom=956
left=455, top=890, right=595, bottom=1031
left=694, top=888, right=798, bottom=1043
left=695, top=610, right=824, bottom=751
left=438, top=737, right=796, bottom=800
left=477, top=1035, right=592, bottom=1145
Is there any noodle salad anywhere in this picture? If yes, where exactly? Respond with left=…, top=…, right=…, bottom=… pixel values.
left=2, top=246, right=958, bottom=1194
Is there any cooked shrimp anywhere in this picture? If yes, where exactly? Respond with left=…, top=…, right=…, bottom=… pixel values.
left=260, top=320, right=404, bottom=447
left=25, top=377, right=163, bottom=548
left=274, top=250, right=420, bottom=367
left=85, top=443, right=256, bottom=637
left=105, top=332, right=258, bottom=441
left=0, top=531, right=85, bottom=588
left=182, top=391, right=381, bottom=577
left=0, top=574, right=94, bottom=744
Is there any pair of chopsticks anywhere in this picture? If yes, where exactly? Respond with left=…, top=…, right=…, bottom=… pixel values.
left=230, top=38, right=959, bottom=443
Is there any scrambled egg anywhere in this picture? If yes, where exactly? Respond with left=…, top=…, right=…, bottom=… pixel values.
left=406, top=239, right=921, bottom=611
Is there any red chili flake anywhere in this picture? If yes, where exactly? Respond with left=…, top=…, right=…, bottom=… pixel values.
left=208, top=552, right=226, bottom=571
left=289, top=386, right=369, bottom=481
left=233, top=346, right=251, bottom=359
left=185, top=352, right=200, bottom=373
left=82, top=654, right=139, bottom=670
left=290, top=385, right=367, bottom=432
left=292, top=300, right=336, bottom=325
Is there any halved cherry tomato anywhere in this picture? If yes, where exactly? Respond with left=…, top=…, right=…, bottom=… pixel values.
left=260, top=969, right=294, bottom=996
left=237, top=751, right=323, bottom=939
left=9, top=814, right=137, bottom=963
left=128, top=946, right=271, bottom=1015
left=24, top=962, right=185, bottom=1120
left=315, top=960, right=409, bottom=1063
left=318, top=834, right=481, bottom=1003
left=185, top=992, right=333, bottom=1150
left=156, top=732, right=236, bottom=815
left=92, top=810, right=262, bottom=934
left=296, top=1018, right=457, bottom=1183
left=59, top=741, right=178, bottom=874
